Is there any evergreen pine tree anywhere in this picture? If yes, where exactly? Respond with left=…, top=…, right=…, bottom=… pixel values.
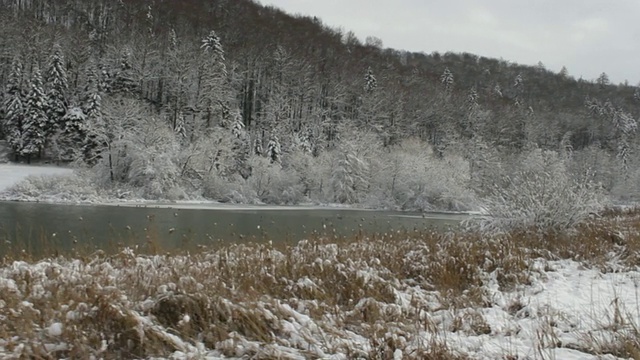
left=597, top=72, right=610, bottom=89
left=440, top=67, right=454, bottom=90
left=45, top=43, right=69, bottom=135
left=201, top=30, right=226, bottom=64
left=58, top=106, right=87, bottom=160
left=198, top=30, right=231, bottom=129
left=22, top=66, right=49, bottom=161
left=559, top=66, right=569, bottom=79
left=174, top=111, right=187, bottom=140
left=364, top=67, right=377, bottom=93
left=2, top=57, right=25, bottom=158
left=267, top=135, right=281, bottom=163
left=467, top=86, right=479, bottom=111
left=231, top=111, right=245, bottom=138
left=254, top=137, right=263, bottom=156
left=82, top=63, right=104, bottom=164
left=111, top=50, right=138, bottom=94
left=84, top=64, right=102, bottom=120
left=62, top=107, right=86, bottom=136
left=513, top=73, right=524, bottom=102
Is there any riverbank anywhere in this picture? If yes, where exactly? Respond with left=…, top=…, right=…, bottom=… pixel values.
left=1, top=210, right=639, bottom=359
left=0, top=164, right=478, bottom=215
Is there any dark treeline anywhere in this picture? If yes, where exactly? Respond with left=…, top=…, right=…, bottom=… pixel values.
left=0, top=0, right=638, bottom=212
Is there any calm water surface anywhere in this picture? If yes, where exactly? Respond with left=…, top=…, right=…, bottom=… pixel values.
left=0, top=201, right=466, bottom=255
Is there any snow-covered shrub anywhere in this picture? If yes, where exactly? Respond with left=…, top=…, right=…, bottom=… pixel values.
left=4, top=171, right=99, bottom=202
left=568, top=145, right=616, bottom=192
left=245, top=156, right=304, bottom=204
left=285, top=150, right=328, bottom=201
left=477, top=148, right=606, bottom=234
left=201, top=172, right=253, bottom=203
left=366, top=139, right=475, bottom=211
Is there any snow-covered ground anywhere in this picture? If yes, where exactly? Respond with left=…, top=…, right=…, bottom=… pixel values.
left=1, top=236, right=638, bottom=359
left=0, top=164, right=72, bottom=193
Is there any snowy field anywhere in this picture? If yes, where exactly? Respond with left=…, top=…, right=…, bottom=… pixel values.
left=0, top=164, right=72, bottom=193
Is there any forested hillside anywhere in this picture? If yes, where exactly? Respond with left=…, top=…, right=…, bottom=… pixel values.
left=0, top=0, right=638, bottom=214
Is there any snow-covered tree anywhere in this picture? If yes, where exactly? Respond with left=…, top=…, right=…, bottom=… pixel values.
left=89, top=97, right=146, bottom=180
left=359, top=66, right=387, bottom=130
left=467, top=86, right=479, bottom=111
left=62, top=107, right=86, bottom=137
left=560, top=131, right=573, bottom=159
left=254, top=137, right=263, bottom=156
left=83, top=63, right=102, bottom=120
left=174, top=111, right=187, bottom=140
left=145, top=4, right=155, bottom=37
left=559, top=66, right=569, bottom=79
left=45, top=43, right=69, bottom=135
left=231, top=111, right=245, bottom=138
left=97, top=62, right=111, bottom=94
left=331, top=144, right=369, bottom=204
left=262, top=45, right=295, bottom=135
left=198, top=30, right=232, bottom=130
left=166, top=28, right=190, bottom=131
left=513, top=73, right=524, bottom=101
left=21, top=66, right=49, bottom=161
left=364, top=66, right=377, bottom=93
left=612, top=110, right=636, bottom=171
left=201, top=30, right=226, bottom=63
left=440, top=67, right=454, bottom=90
left=596, top=72, right=609, bottom=89
left=493, top=84, right=503, bottom=97
left=80, top=62, right=104, bottom=165
left=267, top=135, right=281, bottom=163
left=111, top=49, right=138, bottom=95
left=54, top=106, right=87, bottom=161
left=514, top=73, right=524, bottom=88
left=295, top=129, right=313, bottom=154
left=2, top=57, right=25, bottom=158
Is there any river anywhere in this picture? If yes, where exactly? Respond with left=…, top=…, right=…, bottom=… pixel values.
left=0, top=201, right=467, bottom=256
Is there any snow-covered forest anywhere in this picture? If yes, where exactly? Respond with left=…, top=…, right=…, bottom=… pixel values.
left=0, top=0, right=638, bottom=215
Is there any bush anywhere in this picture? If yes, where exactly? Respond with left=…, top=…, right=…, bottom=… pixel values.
left=366, top=139, right=476, bottom=211
left=476, top=149, right=606, bottom=234
left=245, top=156, right=304, bottom=205
left=4, top=171, right=99, bottom=202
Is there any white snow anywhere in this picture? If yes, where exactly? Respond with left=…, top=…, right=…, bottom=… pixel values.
left=0, top=164, right=72, bottom=192
left=47, top=322, right=63, bottom=337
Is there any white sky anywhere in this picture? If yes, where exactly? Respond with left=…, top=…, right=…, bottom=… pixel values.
left=262, top=0, right=640, bottom=85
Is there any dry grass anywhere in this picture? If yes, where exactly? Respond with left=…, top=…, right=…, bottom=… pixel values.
left=1, top=210, right=640, bottom=358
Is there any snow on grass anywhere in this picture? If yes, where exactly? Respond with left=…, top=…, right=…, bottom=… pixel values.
left=2, top=212, right=640, bottom=359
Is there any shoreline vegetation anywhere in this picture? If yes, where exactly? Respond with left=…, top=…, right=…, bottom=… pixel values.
left=0, top=164, right=478, bottom=216
left=1, top=208, right=640, bottom=359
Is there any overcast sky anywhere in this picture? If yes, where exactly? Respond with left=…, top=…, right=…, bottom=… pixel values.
left=262, top=0, right=640, bottom=85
